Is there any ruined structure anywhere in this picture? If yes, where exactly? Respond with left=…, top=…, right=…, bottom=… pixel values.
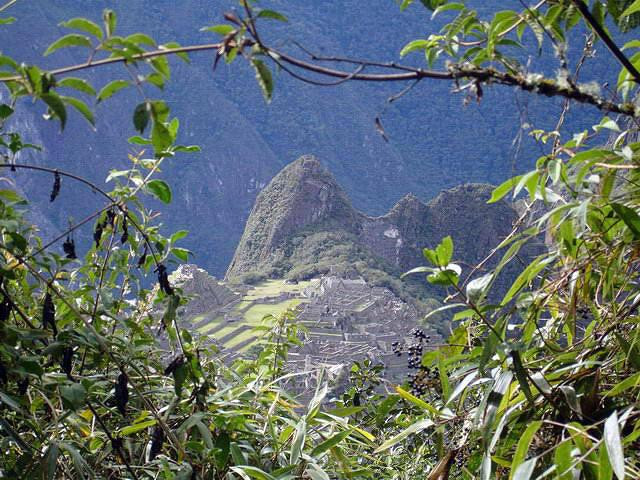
left=170, top=264, right=441, bottom=394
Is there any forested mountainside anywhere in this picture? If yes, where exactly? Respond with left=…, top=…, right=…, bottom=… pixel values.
left=0, top=1, right=612, bottom=275
left=226, top=155, right=539, bottom=304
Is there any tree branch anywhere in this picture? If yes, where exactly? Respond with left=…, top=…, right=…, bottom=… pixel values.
left=570, top=0, right=640, bottom=84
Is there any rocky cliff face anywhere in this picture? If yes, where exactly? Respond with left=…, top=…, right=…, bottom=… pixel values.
left=226, top=156, right=534, bottom=295
left=226, top=155, right=362, bottom=278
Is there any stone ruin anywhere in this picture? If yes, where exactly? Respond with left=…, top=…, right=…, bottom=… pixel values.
left=285, top=276, right=442, bottom=398
left=167, top=265, right=443, bottom=397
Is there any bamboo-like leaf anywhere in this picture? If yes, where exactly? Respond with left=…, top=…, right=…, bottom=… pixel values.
left=310, top=430, right=353, bottom=457
left=604, top=411, right=625, bottom=480
left=509, top=421, right=541, bottom=480
left=374, top=419, right=434, bottom=453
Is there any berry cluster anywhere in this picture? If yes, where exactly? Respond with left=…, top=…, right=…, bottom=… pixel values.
left=407, top=342, right=423, bottom=369
left=408, top=366, right=439, bottom=396
left=392, top=327, right=441, bottom=397
left=409, top=327, right=431, bottom=342
left=391, top=341, right=403, bottom=356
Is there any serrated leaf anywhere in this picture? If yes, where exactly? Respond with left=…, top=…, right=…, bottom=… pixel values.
left=97, top=79, right=129, bottom=102
left=44, top=34, right=92, bottom=56
left=56, top=77, right=96, bottom=96
left=146, top=179, right=172, bottom=204
left=61, top=95, right=95, bottom=126
left=400, top=39, right=429, bottom=56
left=42, top=92, right=67, bottom=129
left=251, top=58, right=273, bottom=103
left=257, top=9, right=288, bottom=22
left=60, top=18, right=103, bottom=39
left=133, top=102, right=150, bottom=134
left=435, top=236, right=453, bottom=266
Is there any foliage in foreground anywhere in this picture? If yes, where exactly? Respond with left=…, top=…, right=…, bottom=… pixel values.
left=2, top=1, right=640, bottom=479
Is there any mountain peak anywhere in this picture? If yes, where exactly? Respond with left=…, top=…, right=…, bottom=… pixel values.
left=226, top=158, right=532, bottom=292
left=225, top=156, right=360, bottom=280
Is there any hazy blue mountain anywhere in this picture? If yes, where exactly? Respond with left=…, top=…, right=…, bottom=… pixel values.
left=0, top=1, right=615, bottom=274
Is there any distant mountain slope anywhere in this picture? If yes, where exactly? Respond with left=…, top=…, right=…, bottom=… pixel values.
left=0, top=1, right=607, bottom=275
left=226, top=156, right=534, bottom=301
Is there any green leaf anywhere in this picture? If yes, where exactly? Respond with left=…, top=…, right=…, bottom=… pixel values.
left=0, top=104, right=13, bottom=119
left=509, top=421, right=541, bottom=480
left=554, top=440, right=574, bottom=480
left=173, top=363, right=188, bottom=397
left=60, top=18, right=103, bottom=39
left=126, top=33, right=156, bottom=46
left=45, top=443, right=60, bottom=480
left=60, top=442, right=92, bottom=479
left=42, top=92, right=67, bottom=130
left=171, top=247, right=191, bottom=262
left=60, top=383, right=86, bottom=410
left=251, top=58, right=274, bottom=103
left=145, top=179, right=172, bottom=204
left=201, top=24, right=235, bottom=35
left=310, top=430, right=353, bottom=457
left=604, top=411, right=625, bottom=480
left=230, top=466, right=276, bottom=480
left=170, top=230, right=189, bottom=243
left=151, top=122, right=173, bottom=152
left=97, top=79, right=129, bottom=102
left=118, top=418, right=157, bottom=436
left=466, top=272, right=493, bottom=304
left=513, top=457, right=537, bottom=480
left=133, top=102, right=150, bottom=134
left=61, top=95, right=95, bottom=126
left=256, top=9, right=288, bottom=22
left=489, top=175, right=522, bottom=203
left=435, top=236, right=453, bottom=266
left=150, top=56, right=170, bottom=79
left=501, top=255, right=554, bottom=305
left=611, top=203, right=640, bottom=239
left=621, top=0, right=640, bottom=18
left=289, top=418, right=306, bottom=465
left=103, top=9, right=117, bottom=37
left=395, top=386, right=439, bottom=416
left=56, top=77, right=96, bottom=96
left=44, top=34, right=92, bottom=56
left=0, top=391, right=23, bottom=411
left=374, top=418, right=434, bottom=453
left=400, top=39, right=429, bottom=57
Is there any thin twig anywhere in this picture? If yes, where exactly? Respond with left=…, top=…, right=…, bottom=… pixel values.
left=570, top=0, right=640, bottom=84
